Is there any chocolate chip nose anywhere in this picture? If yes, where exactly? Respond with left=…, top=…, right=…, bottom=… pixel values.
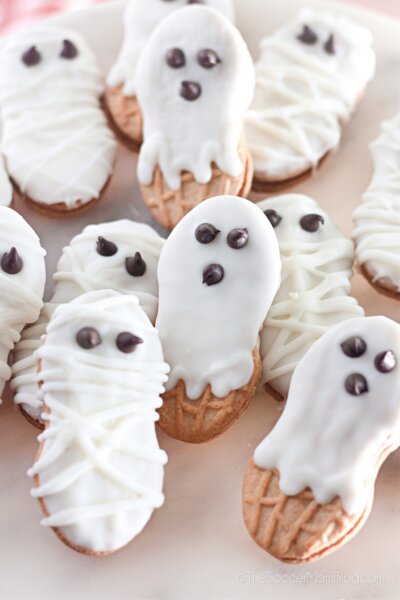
left=187, top=0, right=204, bottom=4
left=180, top=81, right=202, bottom=102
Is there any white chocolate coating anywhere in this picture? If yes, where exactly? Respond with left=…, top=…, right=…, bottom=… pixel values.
left=107, top=0, right=235, bottom=96
left=353, top=111, right=400, bottom=290
left=0, top=26, right=116, bottom=208
left=254, top=316, right=400, bottom=516
left=11, top=220, right=164, bottom=422
left=0, top=155, right=13, bottom=207
left=156, top=195, right=281, bottom=399
left=136, top=6, right=255, bottom=190
left=0, top=207, right=46, bottom=401
left=246, top=8, right=375, bottom=180
left=258, top=194, right=364, bottom=398
left=29, top=290, right=169, bottom=554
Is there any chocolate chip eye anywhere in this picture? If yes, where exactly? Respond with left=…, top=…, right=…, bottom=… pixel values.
left=297, top=25, right=318, bottom=45
left=126, top=252, right=147, bottom=277
left=202, top=264, right=224, bottom=286
left=76, top=327, right=102, bottom=350
left=227, top=228, right=249, bottom=250
left=60, top=39, right=78, bottom=59
left=116, top=332, right=143, bottom=353
left=264, top=209, right=282, bottom=228
left=22, top=46, right=41, bottom=66
left=197, top=49, right=221, bottom=69
left=375, top=350, right=397, bottom=373
left=345, top=373, right=369, bottom=396
left=96, top=236, right=118, bottom=257
left=324, top=34, right=336, bottom=55
left=180, top=81, right=202, bottom=101
left=195, top=223, right=220, bottom=244
left=1, top=248, right=23, bottom=275
left=166, top=48, right=186, bottom=69
left=300, top=214, right=325, bottom=233
left=341, top=336, right=367, bottom=358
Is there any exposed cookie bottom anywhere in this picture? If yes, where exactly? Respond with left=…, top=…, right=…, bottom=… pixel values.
left=103, top=86, right=143, bottom=151
left=361, top=264, right=400, bottom=300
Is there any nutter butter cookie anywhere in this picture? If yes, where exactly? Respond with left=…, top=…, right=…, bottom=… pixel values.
left=156, top=195, right=281, bottom=443
left=243, top=317, right=400, bottom=563
left=136, top=6, right=255, bottom=229
left=105, top=0, right=235, bottom=149
left=0, top=27, right=117, bottom=215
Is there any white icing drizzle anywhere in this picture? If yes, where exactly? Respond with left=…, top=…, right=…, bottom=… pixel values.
left=136, top=6, right=254, bottom=191
left=0, top=155, right=12, bottom=207
left=353, top=111, right=400, bottom=290
left=29, top=290, right=169, bottom=553
left=0, top=207, right=45, bottom=400
left=0, top=26, right=116, bottom=207
left=107, top=0, right=235, bottom=96
left=254, top=316, right=400, bottom=516
left=246, top=8, right=375, bottom=179
left=156, top=195, right=281, bottom=399
left=11, top=220, right=164, bottom=421
left=258, top=194, right=363, bottom=398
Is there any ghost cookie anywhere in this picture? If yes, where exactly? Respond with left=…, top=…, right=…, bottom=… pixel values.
left=259, top=194, right=364, bottom=400
left=246, top=8, right=375, bottom=191
left=105, top=0, right=235, bottom=149
left=29, top=290, right=169, bottom=556
left=136, top=6, right=255, bottom=229
left=0, top=155, right=13, bottom=207
left=243, top=316, right=400, bottom=563
left=0, top=207, right=46, bottom=403
left=353, top=111, right=400, bottom=298
left=0, top=27, right=117, bottom=215
left=11, top=220, right=164, bottom=427
left=156, top=195, right=281, bottom=443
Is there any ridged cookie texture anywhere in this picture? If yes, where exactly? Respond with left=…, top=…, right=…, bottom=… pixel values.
left=244, top=317, right=400, bottom=562
left=136, top=6, right=255, bottom=228
left=246, top=7, right=375, bottom=188
left=29, top=291, right=170, bottom=556
left=258, top=194, right=363, bottom=400
left=156, top=195, right=281, bottom=443
left=105, top=0, right=235, bottom=148
left=11, top=220, right=164, bottom=427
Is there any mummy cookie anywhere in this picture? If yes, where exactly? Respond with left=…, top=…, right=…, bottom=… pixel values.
left=136, top=6, right=255, bottom=229
left=246, top=8, right=375, bottom=190
left=11, top=220, right=164, bottom=427
left=0, top=207, right=45, bottom=402
left=156, top=195, right=281, bottom=443
left=353, top=111, right=400, bottom=298
left=0, top=27, right=117, bottom=215
left=0, top=155, right=13, bottom=207
left=29, top=290, right=169, bottom=556
left=243, top=317, right=400, bottom=563
left=259, top=194, right=364, bottom=400
left=105, top=0, right=235, bottom=148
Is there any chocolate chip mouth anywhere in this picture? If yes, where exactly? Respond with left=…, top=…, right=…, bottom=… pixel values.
left=180, top=81, right=202, bottom=102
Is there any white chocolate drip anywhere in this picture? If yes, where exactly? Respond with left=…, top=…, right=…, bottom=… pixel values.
left=353, top=111, right=400, bottom=290
left=29, top=291, right=169, bottom=553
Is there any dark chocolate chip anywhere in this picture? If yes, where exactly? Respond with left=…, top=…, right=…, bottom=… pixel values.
left=195, top=223, right=220, bottom=244
left=76, top=327, right=102, bottom=350
left=60, top=39, right=78, bottom=59
left=227, top=228, right=249, bottom=250
left=300, top=213, right=325, bottom=232
left=202, top=264, right=224, bottom=286
left=297, top=25, right=318, bottom=45
left=198, top=49, right=221, bottom=69
left=345, top=373, right=369, bottom=396
left=374, top=350, right=397, bottom=373
left=116, top=332, right=143, bottom=353
left=187, top=0, right=204, bottom=3
left=126, top=252, right=147, bottom=277
left=1, top=247, right=23, bottom=275
left=22, top=46, right=41, bottom=66
left=96, top=236, right=118, bottom=257
left=180, top=81, right=202, bottom=101
left=341, top=336, right=367, bottom=358
left=166, top=48, right=186, bottom=69
left=324, top=34, right=336, bottom=55
left=264, top=209, right=282, bottom=228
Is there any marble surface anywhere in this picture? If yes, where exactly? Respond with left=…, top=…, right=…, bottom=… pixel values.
left=1, top=0, right=400, bottom=598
